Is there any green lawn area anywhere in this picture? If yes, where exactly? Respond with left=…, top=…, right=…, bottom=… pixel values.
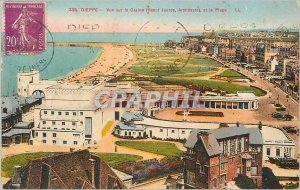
left=115, top=141, right=183, bottom=157
left=131, top=46, right=221, bottom=77
left=1, top=152, right=59, bottom=178
left=219, top=69, right=248, bottom=79
left=152, top=77, right=266, bottom=96
left=93, top=153, right=142, bottom=167
left=2, top=152, right=142, bottom=178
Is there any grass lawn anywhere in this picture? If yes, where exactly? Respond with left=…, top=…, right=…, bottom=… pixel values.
left=115, top=141, right=183, bottom=157
left=131, top=46, right=221, bottom=77
left=2, top=152, right=142, bottom=178
left=1, top=152, right=59, bottom=178
left=93, top=153, right=142, bottom=166
left=219, top=69, right=248, bottom=79
left=152, top=77, right=266, bottom=96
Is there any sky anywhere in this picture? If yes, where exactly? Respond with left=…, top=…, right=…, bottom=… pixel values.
left=1, top=0, right=300, bottom=33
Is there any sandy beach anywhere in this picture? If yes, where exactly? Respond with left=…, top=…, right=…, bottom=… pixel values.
left=51, top=42, right=136, bottom=84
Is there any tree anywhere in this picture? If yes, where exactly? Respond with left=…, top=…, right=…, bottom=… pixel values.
left=234, top=174, right=257, bottom=189
left=262, top=167, right=283, bottom=189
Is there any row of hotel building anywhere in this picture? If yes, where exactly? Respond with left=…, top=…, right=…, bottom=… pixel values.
left=179, top=35, right=299, bottom=86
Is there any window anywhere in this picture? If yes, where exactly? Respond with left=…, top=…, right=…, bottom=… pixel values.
left=2, top=108, right=7, bottom=113
left=221, top=175, right=226, bottom=184
left=44, top=111, right=47, bottom=115
left=73, top=112, right=76, bottom=116
left=227, top=140, right=231, bottom=156
left=251, top=167, right=258, bottom=175
left=133, top=132, right=136, bottom=135
left=35, top=132, right=38, bottom=137
left=234, top=139, right=238, bottom=154
left=43, top=133, right=46, bottom=137
left=221, top=163, right=227, bottom=170
left=52, top=121, right=55, bottom=125
left=247, top=167, right=251, bottom=171
left=199, top=165, right=205, bottom=174
left=66, top=112, right=69, bottom=115
left=72, top=122, right=76, bottom=126
left=63, top=141, right=67, bottom=144
left=241, top=137, right=245, bottom=152
left=237, top=167, right=241, bottom=174
left=266, top=148, right=271, bottom=156
left=73, top=134, right=80, bottom=137
left=252, top=154, right=257, bottom=162
left=212, top=178, right=218, bottom=188
left=182, top=131, right=185, bottom=134
left=43, top=121, right=46, bottom=124
left=53, top=133, right=56, bottom=138
left=53, top=140, right=56, bottom=144
left=276, top=148, right=281, bottom=157
left=171, top=130, right=175, bottom=133
left=74, top=141, right=78, bottom=145
left=160, top=129, right=163, bottom=132
left=80, top=112, right=83, bottom=116
left=186, top=171, right=195, bottom=186
left=51, top=111, right=54, bottom=115
left=42, top=140, right=46, bottom=144
left=62, top=122, right=65, bottom=125
left=220, top=141, right=224, bottom=153
left=58, top=112, right=62, bottom=115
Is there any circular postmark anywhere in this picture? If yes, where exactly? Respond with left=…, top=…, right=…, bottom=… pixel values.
left=9, top=21, right=55, bottom=76
left=133, top=21, right=192, bottom=77
left=4, top=16, right=55, bottom=77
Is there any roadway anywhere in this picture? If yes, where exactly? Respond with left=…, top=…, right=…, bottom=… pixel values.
left=211, top=57, right=299, bottom=119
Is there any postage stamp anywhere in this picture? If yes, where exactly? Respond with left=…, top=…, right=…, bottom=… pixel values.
left=4, top=2, right=45, bottom=55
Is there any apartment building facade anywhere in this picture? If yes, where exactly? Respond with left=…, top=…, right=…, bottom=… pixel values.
left=183, top=125, right=263, bottom=189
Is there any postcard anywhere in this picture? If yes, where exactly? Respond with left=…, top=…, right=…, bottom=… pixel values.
left=1, top=0, right=299, bottom=189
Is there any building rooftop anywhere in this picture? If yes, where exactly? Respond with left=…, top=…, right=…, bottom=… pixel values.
left=4, top=150, right=126, bottom=189
left=1, top=96, right=22, bottom=118
left=2, top=122, right=32, bottom=137
left=121, top=111, right=144, bottom=122
left=185, top=125, right=264, bottom=156
left=2, top=128, right=31, bottom=138
left=14, top=122, right=32, bottom=128
left=47, top=83, right=96, bottom=90
left=261, top=126, right=294, bottom=144
left=185, top=129, right=222, bottom=156
left=135, top=117, right=220, bottom=130
left=115, top=122, right=144, bottom=131
left=112, top=168, right=133, bottom=181
left=237, top=92, right=256, bottom=99
left=210, top=125, right=249, bottom=140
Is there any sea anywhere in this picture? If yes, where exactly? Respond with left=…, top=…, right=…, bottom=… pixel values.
left=1, top=32, right=200, bottom=96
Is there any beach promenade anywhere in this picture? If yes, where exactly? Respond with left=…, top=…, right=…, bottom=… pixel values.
left=51, top=42, right=136, bottom=83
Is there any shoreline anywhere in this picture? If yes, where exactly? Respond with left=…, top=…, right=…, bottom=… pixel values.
left=51, top=46, right=103, bottom=81
left=52, top=42, right=135, bottom=84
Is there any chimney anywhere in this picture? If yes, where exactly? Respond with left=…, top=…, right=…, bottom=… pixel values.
left=12, top=165, right=22, bottom=187
left=197, top=131, right=209, bottom=139
left=89, top=159, right=95, bottom=187
left=258, top=121, right=262, bottom=130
